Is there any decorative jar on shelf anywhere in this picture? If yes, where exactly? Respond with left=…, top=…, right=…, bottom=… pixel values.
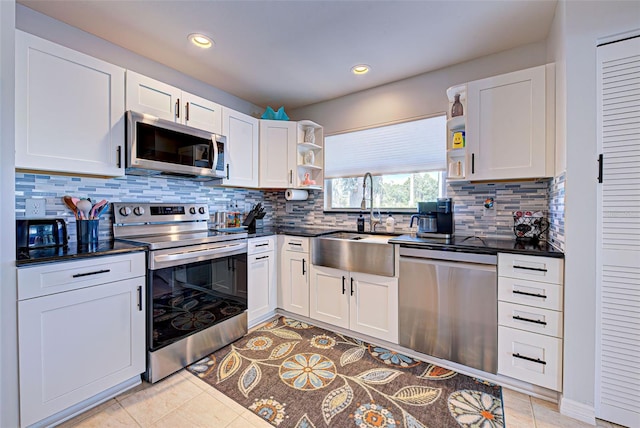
left=304, top=127, right=315, bottom=144
left=451, top=93, right=463, bottom=117
left=303, top=150, right=315, bottom=165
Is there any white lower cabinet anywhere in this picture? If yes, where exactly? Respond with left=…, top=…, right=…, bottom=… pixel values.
left=17, top=253, right=146, bottom=427
left=279, top=236, right=310, bottom=317
left=310, top=265, right=398, bottom=343
left=498, top=327, right=562, bottom=391
left=248, top=236, right=277, bottom=327
left=497, top=253, right=564, bottom=391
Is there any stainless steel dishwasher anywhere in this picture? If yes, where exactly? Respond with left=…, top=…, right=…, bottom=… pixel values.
left=399, top=246, right=497, bottom=373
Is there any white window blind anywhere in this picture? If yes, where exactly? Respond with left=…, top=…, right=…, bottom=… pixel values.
left=324, top=115, right=446, bottom=178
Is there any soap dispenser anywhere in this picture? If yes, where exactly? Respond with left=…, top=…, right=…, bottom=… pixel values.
left=357, top=214, right=365, bottom=232
left=385, top=213, right=395, bottom=233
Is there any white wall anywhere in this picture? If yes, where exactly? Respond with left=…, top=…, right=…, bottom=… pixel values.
left=15, top=4, right=264, bottom=118
left=546, top=1, right=567, bottom=176
left=561, top=0, right=639, bottom=417
left=290, top=41, right=547, bottom=134
left=0, top=1, right=18, bottom=426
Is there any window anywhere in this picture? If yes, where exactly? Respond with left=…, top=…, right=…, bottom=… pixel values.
left=324, top=115, right=446, bottom=211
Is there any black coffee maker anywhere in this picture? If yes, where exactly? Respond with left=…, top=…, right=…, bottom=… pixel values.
left=409, top=198, right=454, bottom=238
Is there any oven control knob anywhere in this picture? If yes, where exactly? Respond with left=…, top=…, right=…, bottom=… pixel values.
left=189, top=207, right=197, bottom=215
left=133, top=206, right=145, bottom=216
left=119, top=206, right=132, bottom=216
left=198, top=207, right=206, bottom=215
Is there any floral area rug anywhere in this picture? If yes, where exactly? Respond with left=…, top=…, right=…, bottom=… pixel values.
left=187, top=317, right=504, bottom=428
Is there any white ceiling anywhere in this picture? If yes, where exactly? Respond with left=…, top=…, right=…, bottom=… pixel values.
left=18, top=0, right=558, bottom=110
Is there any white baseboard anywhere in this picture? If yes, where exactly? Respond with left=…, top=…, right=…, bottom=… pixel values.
left=560, top=397, right=596, bottom=426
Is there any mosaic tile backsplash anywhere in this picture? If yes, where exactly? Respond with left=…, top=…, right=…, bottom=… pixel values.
left=273, top=179, right=558, bottom=244
left=16, top=172, right=565, bottom=251
left=15, top=173, right=275, bottom=241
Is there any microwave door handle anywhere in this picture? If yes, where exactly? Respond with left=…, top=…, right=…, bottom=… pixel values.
left=154, top=243, right=245, bottom=263
left=210, top=138, right=218, bottom=170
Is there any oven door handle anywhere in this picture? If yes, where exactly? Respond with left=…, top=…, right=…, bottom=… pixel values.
left=154, top=243, right=246, bottom=263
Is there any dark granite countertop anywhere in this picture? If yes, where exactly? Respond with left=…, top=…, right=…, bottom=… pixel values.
left=248, top=226, right=340, bottom=238
left=249, top=227, right=563, bottom=258
left=16, top=240, right=146, bottom=266
left=388, top=234, right=564, bottom=258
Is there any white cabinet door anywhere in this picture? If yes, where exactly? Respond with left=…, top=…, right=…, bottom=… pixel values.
left=18, top=278, right=145, bottom=427
left=309, top=265, right=350, bottom=329
left=222, top=108, right=259, bottom=187
left=248, top=251, right=277, bottom=327
left=15, top=31, right=125, bottom=176
left=259, top=120, right=297, bottom=188
left=467, top=65, right=550, bottom=180
left=596, top=36, right=640, bottom=428
left=183, top=91, right=222, bottom=134
left=280, top=250, right=309, bottom=317
left=350, top=272, right=399, bottom=343
left=125, top=70, right=181, bottom=122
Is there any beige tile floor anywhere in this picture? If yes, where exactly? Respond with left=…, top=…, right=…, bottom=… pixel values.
left=59, top=369, right=626, bottom=428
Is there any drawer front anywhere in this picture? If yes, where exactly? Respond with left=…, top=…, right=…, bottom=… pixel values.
left=498, top=277, right=563, bottom=311
left=283, top=236, right=309, bottom=253
left=498, top=253, right=564, bottom=284
left=498, top=326, right=563, bottom=391
left=18, top=252, right=146, bottom=300
left=248, top=236, right=275, bottom=255
left=498, top=301, right=563, bottom=338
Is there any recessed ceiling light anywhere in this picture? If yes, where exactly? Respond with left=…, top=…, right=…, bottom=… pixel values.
left=351, top=64, right=370, bottom=75
left=188, top=33, right=214, bottom=49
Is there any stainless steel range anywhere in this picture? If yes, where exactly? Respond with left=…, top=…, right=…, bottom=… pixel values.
left=113, top=202, right=248, bottom=383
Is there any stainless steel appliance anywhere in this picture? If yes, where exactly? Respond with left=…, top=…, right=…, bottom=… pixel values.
left=125, top=111, right=226, bottom=180
left=113, top=202, right=248, bottom=383
left=16, top=218, right=68, bottom=253
left=409, top=198, right=454, bottom=239
left=398, top=246, right=497, bottom=373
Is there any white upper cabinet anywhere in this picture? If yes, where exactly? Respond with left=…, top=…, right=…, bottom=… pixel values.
left=222, top=107, right=259, bottom=188
left=466, top=65, right=554, bottom=181
left=259, top=120, right=297, bottom=188
left=125, top=71, right=222, bottom=134
left=15, top=31, right=125, bottom=176
left=258, top=119, right=324, bottom=189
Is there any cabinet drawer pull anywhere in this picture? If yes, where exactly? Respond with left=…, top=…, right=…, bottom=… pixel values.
left=256, top=255, right=269, bottom=260
left=350, top=277, right=354, bottom=296
left=137, top=286, right=142, bottom=311
left=512, top=290, right=547, bottom=299
left=512, top=315, right=547, bottom=325
left=72, top=269, right=110, bottom=278
left=513, top=265, right=548, bottom=273
left=513, top=353, right=546, bottom=365
left=255, top=243, right=269, bottom=247
left=289, top=242, right=302, bottom=247
left=342, top=276, right=346, bottom=295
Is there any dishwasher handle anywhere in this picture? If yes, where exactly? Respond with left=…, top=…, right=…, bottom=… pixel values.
left=399, top=247, right=497, bottom=265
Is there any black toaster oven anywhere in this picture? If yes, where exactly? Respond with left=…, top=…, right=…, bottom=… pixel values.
left=16, top=218, right=68, bottom=252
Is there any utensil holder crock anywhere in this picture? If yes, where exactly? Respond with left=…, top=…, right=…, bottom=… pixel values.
left=76, top=219, right=99, bottom=246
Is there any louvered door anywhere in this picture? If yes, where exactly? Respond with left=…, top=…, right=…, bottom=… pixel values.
left=596, top=35, right=640, bottom=428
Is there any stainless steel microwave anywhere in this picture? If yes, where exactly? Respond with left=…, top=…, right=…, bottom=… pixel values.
left=125, top=110, right=226, bottom=180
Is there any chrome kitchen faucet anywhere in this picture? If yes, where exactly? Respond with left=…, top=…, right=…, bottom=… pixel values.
left=361, top=172, right=380, bottom=232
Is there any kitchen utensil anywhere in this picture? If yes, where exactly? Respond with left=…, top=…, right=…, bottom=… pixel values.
left=62, top=196, right=78, bottom=219
left=75, top=199, right=92, bottom=220
left=90, top=199, right=108, bottom=219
